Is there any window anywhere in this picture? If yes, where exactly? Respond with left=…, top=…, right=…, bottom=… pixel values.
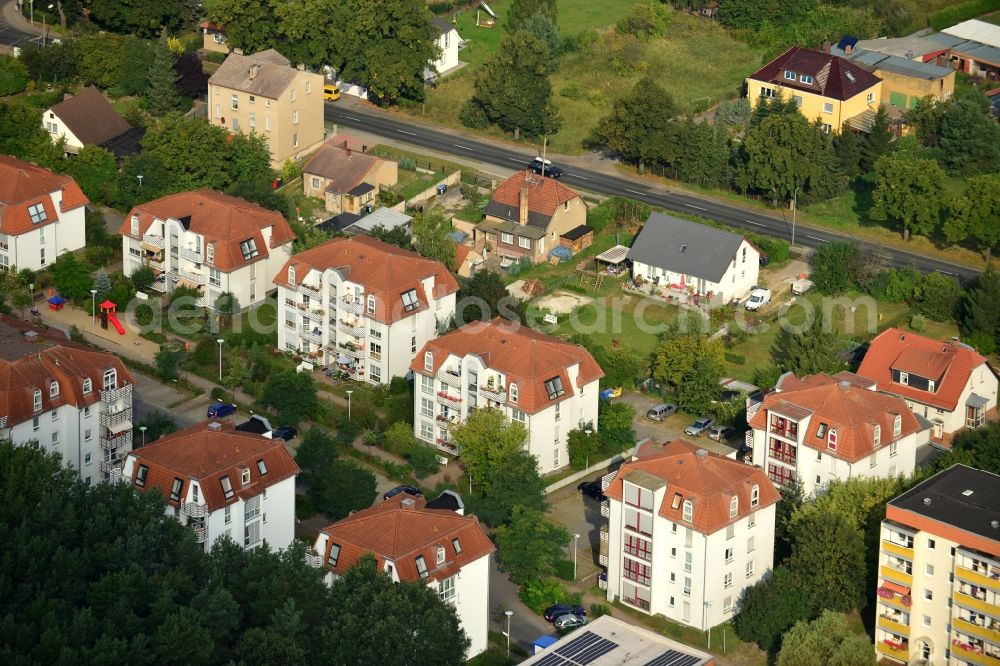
left=926, top=563, right=934, bottom=576
left=544, top=376, right=564, bottom=400
left=248, top=112, right=256, bottom=128
left=870, top=453, right=877, bottom=469
left=33, top=389, right=42, bottom=411
left=500, top=232, right=513, bottom=244
left=84, top=452, right=92, bottom=465
left=32, top=416, right=39, bottom=431
left=51, top=431, right=58, bottom=445
left=245, top=494, right=261, bottom=521
left=867, top=92, right=875, bottom=104
left=265, top=116, right=271, bottom=131
left=827, top=428, right=838, bottom=450
left=748, top=511, right=756, bottom=528
left=367, top=295, right=376, bottom=314
left=510, top=383, right=518, bottom=403
left=206, top=243, right=215, bottom=264
left=225, top=505, right=231, bottom=524
left=207, top=268, right=221, bottom=287
left=518, top=236, right=531, bottom=249
left=27, top=203, right=47, bottom=224
left=623, top=558, right=651, bottom=586
left=682, top=500, right=693, bottom=522
left=370, top=364, right=381, bottom=383
left=759, top=87, right=774, bottom=98
left=82, top=378, right=92, bottom=394
left=290, top=89, right=296, bottom=102
left=873, top=425, right=881, bottom=448
left=750, top=484, right=759, bottom=507
left=746, top=561, right=755, bottom=578
left=421, top=374, right=433, bottom=394
left=821, top=123, right=831, bottom=134
left=747, top=536, right=755, bottom=553
left=792, top=95, right=803, bottom=109
left=724, top=547, right=734, bottom=564
left=899, top=371, right=909, bottom=385
left=411, top=336, right=416, bottom=353
left=130, top=216, right=139, bottom=235
left=241, top=467, right=251, bottom=485
left=801, top=74, right=814, bottom=84
left=420, top=421, right=433, bottom=441
left=816, top=422, right=828, bottom=438
left=239, top=239, right=259, bottom=261
left=822, top=102, right=834, bottom=114
left=170, top=478, right=183, bottom=501
left=214, top=103, right=221, bottom=118
left=305, top=81, right=312, bottom=94
left=257, top=459, right=268, bottom=475
left=439, top=575, right=456, bottom=602
left=729, top=495, right=738, bottom=518
left=554, top=402, right=561, bottom=421
left=421, top=398, right=433, bottom=418
left=103, top=369, right=117, bottom=390
left=893, top=414, right=901, bottom=436
left=51, top=410, right=58, bottom=422
left=244, top=521, right=260, bottom=547
left=369, top=342, right=382, bottom=360
left=231, top=94, right=239, bottom=110
left=890, top=441, right=898, bottom=457
left=724, top=572, right=733, bottom=589
left=84, top=429, right=92, bottom=442
left=423, top=352, right=433, bottom=372
left=924, top=589, right=932, bottom=601
left=452, top=538, right=462, bottom=554
left=927, top=538, right=935, bottom=550
left=512, top=409, right=526, bottom=424
left=221, top=475, right=234, bottom=499
left=401, top=289, right=419, bottom=312
left=136, top=464, right=149, bottom=486
left=784, top=70, right=797, bottom=80
left=40, top=247, right=45, bottom=265
left=292, top=110, right=299, bottom=124
left=293, top=133, right=299, bottom=148
left=436, top=546, right=446, bottom=565
left=415, top=555, right=428, bottom=578
left=553, top=446, right=559, bottom=468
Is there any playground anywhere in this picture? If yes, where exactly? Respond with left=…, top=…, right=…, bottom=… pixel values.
left=534, top=290, right=594, bottom=315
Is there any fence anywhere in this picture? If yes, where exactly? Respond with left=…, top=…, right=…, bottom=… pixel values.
left=544, top=451, right=634, bottom=495
left=405, top=170, right=461, bottom=208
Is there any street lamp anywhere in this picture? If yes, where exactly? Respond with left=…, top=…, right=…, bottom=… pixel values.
left=139, top=426, right=147, bottom=446
left=572, top=533, right=580, bottom=581
left=584, top=429, right=593, bottom=469
left=42, top=3, right=52, bottom=47
left=29, top=0, right=33, bottom=27
left=345, top=389, right=353, bottom=422
left=216, top=338, right=224, bottom=381
left=704, top=601, right=713, bottom=650
left=90, top=289, right=97, bottom=333
left=137, top=174, right=144, bottom=190
left=790, top=186, right=800, bottom=248
left=504, top=610, right=513, bottom=657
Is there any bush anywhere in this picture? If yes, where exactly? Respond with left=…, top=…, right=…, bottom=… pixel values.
left=916, top=272, right=960, bottom=322
left=560, top=83, right=583, bottom=100
left=459, top=100, right=489, bottom=129
left=909, top=312, right=928, bottom=333
left=398, top=156, right=417, bottom=171
left=0, top=55, right=30, bottom=96
left=724, top=352, right=745, bottom=365
left=930, top=0, right=1000, bottom=30
left=811, top=241, right=858, bottom=295
left=748, top=233, right=790, bottom=265
left=405, top=442, right=440, bottom=479
left=553, top=559, right=575, bottom=581
left=590, top=603, right=612, bottom=618
left=517, top=578, right=579, bottom=614
left=210, top=386, right=227, bottom=401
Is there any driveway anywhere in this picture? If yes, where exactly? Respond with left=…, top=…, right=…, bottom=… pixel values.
left=615, top=391, right=742, bottom=457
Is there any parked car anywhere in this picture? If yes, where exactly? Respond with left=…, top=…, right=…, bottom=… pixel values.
left=528, top=157, right=564, bottom=178
left=708, top=425, right=736, bottom=442
left=745, top=288, right=772, bottom=311
left=544, top=604, right=586, bottom=622
left=684, top=417, right=715, bottom=437
left=323, top=84, right=341, bottom=101
left=554, top=614, right=589, bottom=630
left=383, top=485, right=421, bottom=501
left=271, top=425, right=298, bottom=441
left=647, top=403, right=678, bottom=421
left=207, top=402, right=236, bottom=418
left=577, top=480, right=606, bottom=501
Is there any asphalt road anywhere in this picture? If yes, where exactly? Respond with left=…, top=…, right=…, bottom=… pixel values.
left=0, top=20, right=34, bottom=46
left=325, top=104, right=980, bottom=282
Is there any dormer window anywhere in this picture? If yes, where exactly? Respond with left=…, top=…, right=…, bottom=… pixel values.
left=893, top=415, right=902, bottom=436
left=415, top=555, right=428, bottom=578
left=828, top=428, right=838, bottom=451
left=221, top=475, right=234, bottom=499
left=328, top=543, right=341, bottom=566
left=170, top=477, right=183, bottom=501
left=873, top=425, right=881, bottom=448
left=750, top=484, right=759, bottom=508
left=452, top=538, right=462, bottom=554
left=287, top=266, right=295, bottom=285
left=729, top=495, right=738, bottom=518
left=206, top=243, right=214, bottom=264
left=49, top=380, right=59, bottom=398
left=130, top=215, right=139, bottom=235
left=103, top=369, right=117, bottom=391
left=816, top=422, right=828, bottom=438
left=437, top=546, right=446, bottom=565
left=928, top=380, right=935, bottom=392
left=135, top=464, right=149, bottom=487
left=800, top=74, right=814, bottom=84
left=899, top=372, right=909, bottom=386
left=544, top=376, right=564, bottom=400
left=33, top=389, right=42, bottom=411
left=239, top=238, right=259, bottom=261
left=241, top=467, right=251, bottom=485
left=82, top=378, right=92, bottom=394
left=367, top=294, right=376, bottom=314
left=510, top=383, right=518, bottom=403
left=784, top=70, right=797, bottom=81
left=28, top=203, right=47, bottom=224
left=401, top=289, right=419, bottom=312
left=424, top=352, right=433, bottom=372
left=682, top=500, right=693, bottom=522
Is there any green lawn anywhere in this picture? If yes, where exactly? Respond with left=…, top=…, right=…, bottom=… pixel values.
left=397, top=169, right=442, bottom=200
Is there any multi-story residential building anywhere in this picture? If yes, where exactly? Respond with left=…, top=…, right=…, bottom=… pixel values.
left=119, top=189, right=295, bottom=309
left=207, top=49, right=324, bottom=167
left=410, top=318, right=603, bottom=472
left=858, top=328, right=998, bottom=447
left=601, top=439, right=780, bottom=630
left=875, top=464, right=1000, bottom=665
left=0, top=315, right=133, bottom=484
left=746, top=46, right=882, bottom=133
left=747, top=372, right=927, bottom=496
left=475, top=171, right=586, bottom=264
left=273, top=235, right=458, bottom=382
left=0, top=153, right=88, bottom=271
left=122, top=419, right=299, bottom=552
left=311, top=492, right=495, bottom=658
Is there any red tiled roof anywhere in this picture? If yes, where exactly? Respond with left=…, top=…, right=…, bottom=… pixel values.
left=857, top=328, right=995, bottom=411
left=452, top=245, right=472, bottom=271
left=605, top=440, right=780, bottom=536
left=318, top=494, right=494, bottom=583
left=747, top=46, right=882, bottom=102
left=118, top=189, right=294, bottom=272
left=489, top=171, right=580, bottom=219
left=0, top=154, right=89, bottom=236
left=274, top=235, right=459, bottom=324
left=411, top=318, right=604, bottom=415
left=128, top=419, right=299, bottom=512
left=0, top=320, right=133, bottom=428
left=747, top=372, right=922, bottom=463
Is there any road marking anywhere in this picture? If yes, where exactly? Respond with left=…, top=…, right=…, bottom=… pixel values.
left=686, top=204, right=708, bottom=211
left=624, top=188, right=646, bottom=196
left=939, top=270, right=957, bottom=276
left=508, top=157, right=526, bottom=164
left=453, top=144, right=474, bottom=151
left=746, top=220, right=766, bottom=227
left=805, top=235, right=825, bottom=241
left=569, top=174, right=587, bottom=180
left=341, top=115, right=362, bottom=121
left=395, top=129, right=416, bottom=136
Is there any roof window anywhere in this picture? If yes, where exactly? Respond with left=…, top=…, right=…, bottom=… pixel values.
left=239, top=238, right=259, bottom=260
left=401, top=289, right=419, bottom=312
left=800, top=74, right=814, bottom=84
left=544, top=376, right=564, bottom=400
left=170, top=477, right=183, bottom=501
left=136, top=464, right=149, bottom=487
left=452, top=538, right=462, bottom=554
left=328, top=542, right=341, bottom=566
left=784, top=70, right=797, bottom=81
left=28, top=203, right=47, bottom=224
left=415, top=555, right=428, bottom=578
left=257, top=459, right=268, bottom=475
left=221, top=475, right=234, bottom=499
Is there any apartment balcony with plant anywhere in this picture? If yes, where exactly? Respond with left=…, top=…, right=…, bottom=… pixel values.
left=339, top=318, right=365, bottom=338
left=436, top=389, right=462, bottom=406
left=479, top=378, right=507, bottom=403
left=341, top=295, right=364, bottom=315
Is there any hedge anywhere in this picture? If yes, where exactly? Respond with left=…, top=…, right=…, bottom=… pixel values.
left=930, top=0, right=1000, bottom=30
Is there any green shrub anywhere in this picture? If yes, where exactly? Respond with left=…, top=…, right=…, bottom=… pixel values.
left=590, top=603, right=612, bottom=618
left=553, top=559, right=575, bottom=581
left=724, top=352, right=746, bottom=365
left=909, top=312, right=928, bottom=333
left=398, top=156, right=417, bottom=171
left=210, top=387, right=227, bottom=401
left=930, top=0, right=1000, bottom=30
left=517, top=578, right=580, bottom=614
left=560, top=82, right=583, bottom=100
left=459, top=100, right=489, bottom=129
left=0, top=55, right=30, bottom=96
left=749, top=233, right=790, bottom=265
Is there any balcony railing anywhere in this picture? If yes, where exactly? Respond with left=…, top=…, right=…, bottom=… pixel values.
left=107, top=467, right=125, bottom=484
left=436, top=391, right=462, bottom=405
left=99, top=408, right=133, bottom=428
left=601, top=499, right=610, bottom=518
left=768, top=442, right=797, bottom=465
left=339, top=321, right=365, bottom=338
left=193, top=526, right=208, bottom=544
left=878, top=641, right=909, bottom=662
left=99, top=458, right=122, bottom=474
left=954, top=616, right=1000, bottom=644
left=301, top=307, right=324, bottom=322
left=180, top=246, right=203, bottom=263
left=142, top=234, right=165, bottom=249
left=480, top=386, right=507, bottom=402
left=182, top=502, right=208, bottom=518
left=951, top=639, right=1000, bottom=665
left=877, top=613, right=910, bottom=637
left=622, top=596, right=650, bottom=611
left=299, top=281, right=321, bottom=296
left=957, top=565, right=1000, bottom=591
left=301, top=329, right=323, bottom=344
left=339, top=343, right=366, bottom=359
left=101, top=385, right=132, bottom=404
left=598, top=577, right=608, bottom=591
left=599, top=553, right=609, bottom=567
left=99, top=431, right=132, bottom=451
left=769, top=423, right=798, bottom=439
left=600, top=528, right=609, bottom=543
left=341, top=297, right=364, bottom=315
left=436, top=414, right=459, bottom=425
left=305, top=550, right=323, bottom=568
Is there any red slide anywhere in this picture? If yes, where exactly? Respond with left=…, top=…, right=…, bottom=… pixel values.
left=106, top=311, right=126, bottom=335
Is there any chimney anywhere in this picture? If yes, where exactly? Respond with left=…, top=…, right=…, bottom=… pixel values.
left=63, top=92, right=74, bottom=101
left=518, top=184, right=529, bottom=226
left=248, top=64, right=259, bottom=79
left=207, top=421, right=222, bottom=431
left=233, top=47, right=244, bottom=55
left=695, top=449, right=708, bottom=462
left=401, top=498, right=416, bottom=508
left=822, top=40, right=832, bottom=54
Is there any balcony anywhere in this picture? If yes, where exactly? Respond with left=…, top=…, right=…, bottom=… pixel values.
left=339, top=321, right=366, bottom=338
left=436, top=390, right=462, bottom=405
left=301, top=307, right=324, bottom=322
left=768, top=422, right=798, bottom=440
left=299, top=281, right=321, bottom=297
left=601, top=499, right=610, bottom=518
left=877, top=614, right=910, bottom=637
left=880, top=563, right=913, bottom=586
left=99, top=458, right=122, bottom=474
left=768, top=441, right=797, bottom=465
left=957, top=565, right=1000, bottom=592
left=341, top=297, right=364, bottom=315
left=301, top=329, right=323, bottom=344
left=99, top=408, right=133, bottom=429
left=622, top=596, right=650, bottom=612
left=599, top=553, right=609, bottom=567
left=439, top=371, right=462, bottom=389
left=436, top=414, right=459, bottom=426
left=176, top=267, right=207, bottom=286
left=141, top=233, right=165, bottom=249
left=952, top=639, right=1000, bottom=666
left=955, top=617, right=1000, bottom=645
left=99, top=431, right=132, bottom=451
left=882, top=539, right=913, bottom=559
left=956, top=590, right=997, bottom=616
left=480, top=386, right=507, bottom=403
left=339, top=343, right=366, bottom=359
left=182, top=502, right=208, bottom=518
left=180, top=246, right=203, bottom=263
left=101, top=385, right=132, bottom=404
left=600, top=528, right=609, bottom=543
left=145, top=257, right=165, bottom=271
left=599, top=577, right=608, bottom=591
left=305, top=550, right=323, bottom=568
left=877, top=640, right=909, bottom=662
left=193, top=526, right=208, bottom=544
left=107, top=467, right=125, bottom=484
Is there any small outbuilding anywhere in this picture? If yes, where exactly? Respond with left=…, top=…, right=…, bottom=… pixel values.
left=559, top=224, right=594, bottom=254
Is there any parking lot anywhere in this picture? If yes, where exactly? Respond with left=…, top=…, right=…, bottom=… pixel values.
left=614, top=390, right=744, bottom=457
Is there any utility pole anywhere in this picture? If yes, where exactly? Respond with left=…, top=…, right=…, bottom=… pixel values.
left=791, top=186, right=799, bottom=248
left=540, top=136, right=547, bottom=177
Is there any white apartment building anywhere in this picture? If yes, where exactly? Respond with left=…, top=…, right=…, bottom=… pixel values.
left=311, top=492, right=495, bottom=659
left=602, top=439, right=780, bottom=630
left=426, top=16, right=460, bottom=79
left=858, top=328, right=999, bottom=447
left=119, top=189, right=295, bottom=309
left=274, top=235, right=459, bottom=384
left=0, top=316, right=134, bottom=484
left=122, top=419, right=299, bottom=552
left=410, top=318, right=603, bottom=473
left=747, top=372, right=929, bottom=496
left=875, top=464, right=1000, bottom=665
left=0, top=153, right=88, bottom=271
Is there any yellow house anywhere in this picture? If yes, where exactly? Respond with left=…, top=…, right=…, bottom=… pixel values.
left=746, top=46, right=882, bottom=133
left=207, top=49, right=325, bottom=168
left=199, top=22, right=229, bottom=54
left=849, top=52, right=954, bottom=111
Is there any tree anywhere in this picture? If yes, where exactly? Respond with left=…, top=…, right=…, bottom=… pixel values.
left=676, top=355, right=722, bottom=415
left=938, top=95, right=1000, bottom=175
left=89, top=0, right=188, bottom=36
left=208, top=0, right=279, bottom=55
left=215, top=292, right=241, bottom=330
left=732, top=565, right=812, bottom=651
left=0, top=55, right=29, bottom=96
left=0, top=101, right=63, bottom=167
left=465, top=31, right=560, bottom=139
left=753, top=361, right=783, bottom=390
left=915, top=272, right=960, bottom=322
left=937, top=422, right=1000, bottom=476
left=590, top=77, right=679, bottom=173
left=774, top=478, right=804, bottom=565
left=412, top=211, right=456, bottom=267
left=944, top=174, right=1000, bottom=262
left=141, top=114, right=234, bottom=191
left=870, top=153, right=945, bottom=241
left=92, top=270, right=113, bottom=300
left=11, top=288, right=32, bottom=319
left=130, top=265, right=156, bottom=291
left=777, top=611, right=876, bottom=666
left=567, top=425, right=599, bottom=470
left=50, top=252, right=92, bottom=301
left=450, top=408, right=527, bottom=490
left=223, top=349, right=251, bottom=389
left=457, top=270, right=525, bottom=324
left=66, top=145, right=118, bottom=204
left=155, top=346, right=184, bottom=381
left=309, top=459, right=377, bottom=519
left=147, top=42, right=182, bottom=117
left=133, top=409, right=177, bottom=444
left=506, top=0, right=558, bottom=31
left=323, top=554, right=470, bottom=665
left=262, top=370, right=319, bottom=426
left=859, top=106, right=893, bottom=174
left=775, top=313, right=845, bottom=377
left=907, top=96, right=946, bottom=147
left=616, top=3, right=668, bottom=39
left=494, top=506, right=570, bottom=583
left=832, top=129, right=862, bottom=181
left=519, top=14, right=561, bottom=66
left=367, top=224, right=414, bottom=251
left=226, top=132, right=275, bottom=185
left=810, top=240, right=858, bottom=295
left=475, top=449, right=547, bottom=526
left=958, top=268, right=1000, bottom=355
left=652, top=318, right=722, bottom=387
left=789, top=509, right=867, bottom=614
left=294, top=426, right=340, bottom=487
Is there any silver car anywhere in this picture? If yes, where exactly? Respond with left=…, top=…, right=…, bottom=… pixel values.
left=684, top=417, right=715, bottom=437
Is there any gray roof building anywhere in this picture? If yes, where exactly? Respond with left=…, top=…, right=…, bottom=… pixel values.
left=889, top=464, right=1000, bottom=544
left=208, top=50, right=299, bottom=99
left=626, top=212, right=749, bottom=284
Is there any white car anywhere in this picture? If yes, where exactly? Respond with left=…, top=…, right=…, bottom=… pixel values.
left=745, top=288, right=771, bottom=311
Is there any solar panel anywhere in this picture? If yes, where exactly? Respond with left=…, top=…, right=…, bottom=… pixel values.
left=554, top=631, right=619, bottom=665
left=535, top=654, right=572, bottom=666
left=643, top=650, right=702, bottom=666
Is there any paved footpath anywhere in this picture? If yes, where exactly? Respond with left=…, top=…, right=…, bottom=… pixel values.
left=1, top=0, right=44, bottom=36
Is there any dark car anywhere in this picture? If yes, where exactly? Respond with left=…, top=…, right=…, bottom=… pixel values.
left=528, top=157, right=564, bottom=178
left=271, top=425, right=298, bottom=441
left=207, top=402, right=236, bottom=418
left=544, top=604, right=586, bottom=622
left=383, top=485, right=422, bottom=501
left=577, top=480, right=606, bottom=501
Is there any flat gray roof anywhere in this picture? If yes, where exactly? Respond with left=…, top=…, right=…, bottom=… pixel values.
left=890, top=464, right=1000, bottom=546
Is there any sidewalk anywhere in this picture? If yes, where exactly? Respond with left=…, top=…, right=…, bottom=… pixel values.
left=2, top=0, right=44, bottom=35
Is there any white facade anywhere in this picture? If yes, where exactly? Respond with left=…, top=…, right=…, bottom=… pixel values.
left=2, top=374, right=133, bottom=485
left=411, top=352, right=600, bottom=473
left=900, top=362, right=998, bottom=441
left=122, top=214, right=290, bottom=309
left=275, top=269, right=456, bottom=385
left=630, top=238, right=759, bottom=304
left=41, top=110, right=85, bottom=153
left=426, top=25, right=460, bottom=78
left=0, top=198, right=85, bottom=272
left=604, top=478, right=776, bottom=629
